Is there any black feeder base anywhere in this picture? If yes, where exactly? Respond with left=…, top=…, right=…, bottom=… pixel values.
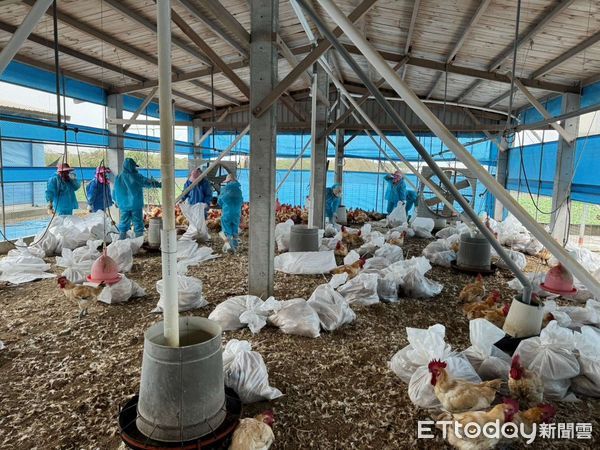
left=451, top=260, right=498, bottom=276
left=119, top=387, right=242, bottom=450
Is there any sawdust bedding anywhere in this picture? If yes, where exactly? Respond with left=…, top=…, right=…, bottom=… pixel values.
left=0, top=233, right=599, bottom=449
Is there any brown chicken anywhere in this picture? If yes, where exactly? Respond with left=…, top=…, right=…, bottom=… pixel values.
left=458, top=274, right=485, bottom=303
left=229, top=410, right=274, bottom=450
left=508, top=354, right=544, bottom=407
left=388, top=230, right=406, bottom=247
left=450, top=241, right=460, bottom=254
left=429, top=359, right=503, bottom=412
left=330, top=259, right=365, bottom=278
left=334, top=241, right=349, bottom=257
left=513, top=403, right=556, bottom=435
left=436, top=398, right=519, bottom=450
left=538, top=248, right=552, bottom=266
left=463, top=290, right=501, bottom=319
left=485, top=216, right=499, bottom=239
left=57, top=276, right=105, bottom=319
left=341, top=227, right=365, bottom=248
left=482, top=303, right=510, bottom=328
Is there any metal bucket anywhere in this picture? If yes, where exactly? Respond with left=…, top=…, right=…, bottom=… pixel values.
left=433, top=218, right=448, bottom=231
left=336, top=206, right=347, bottom=225
left=136, top=317, right=226, bottom=442
left=148, top=217, right=162, bottom=248
left=456, top=232, right=491, bottom=271
left=289, top=224, right=319, bottom=252
left=503, top=296, right=544, bottom=338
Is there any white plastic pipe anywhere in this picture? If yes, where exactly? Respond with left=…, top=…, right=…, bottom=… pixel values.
left=196, top=108, right=231, bottom=148
left=157, top=0, right=179, bottom=347
left=316, top=0, right=600, bottom=299
left=176, top=125, right=250, bottom=203
left=0, top=0, right=54, bottom=76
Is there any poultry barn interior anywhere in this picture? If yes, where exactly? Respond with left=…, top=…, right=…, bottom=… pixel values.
left=1, top=0, right=600, bottom=449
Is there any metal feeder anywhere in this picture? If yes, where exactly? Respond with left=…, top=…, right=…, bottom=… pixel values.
left=147, top=217, right=162, bottom=249
left=119, top=388, right=242, bottom=450
left=336, top=206, right=347, bottom=225
left=289, top=224, right=319, bottom=252
left=453, top=232, right=496, bottom=274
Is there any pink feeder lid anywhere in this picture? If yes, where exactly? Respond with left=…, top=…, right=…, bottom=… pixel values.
left=540, top=263, right=577, bottom=296
left=87, top=252, right=122, bottom=285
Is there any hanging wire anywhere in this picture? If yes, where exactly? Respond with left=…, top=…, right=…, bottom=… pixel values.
left=505, top=0, right=522, bottom=134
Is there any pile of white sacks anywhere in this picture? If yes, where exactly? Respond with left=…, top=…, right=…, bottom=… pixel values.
left=389, top=316, right=600, bottom=408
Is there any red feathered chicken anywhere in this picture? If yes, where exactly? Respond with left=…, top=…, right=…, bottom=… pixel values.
left=508, top=354, right=544, bottom=407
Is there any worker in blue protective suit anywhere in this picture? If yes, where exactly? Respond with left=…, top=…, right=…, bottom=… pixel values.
left=217, top=173, right=243, bottom=253
left=325, top=183, right=343, bottom=224
left=113, top=157, right=161, bottom=239
left=46, top=163, right=81, bottom=216
left=181, top=168, right=213, bottom=212
left=384, top=170, right=418, bottom=216
left=86, top=166, right=114, bottom=212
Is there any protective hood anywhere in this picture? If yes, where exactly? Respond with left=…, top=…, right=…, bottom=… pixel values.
left=123, top=158, right=139, bottom=173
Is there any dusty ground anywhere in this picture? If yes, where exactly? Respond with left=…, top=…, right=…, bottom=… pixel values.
left=0, top=230, right=599, bottom=450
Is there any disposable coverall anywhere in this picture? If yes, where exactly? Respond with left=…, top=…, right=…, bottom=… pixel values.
left=217, top=180, right=243, bottom=251
left=113, top=158, right=161, bottom=239
left=86, top=167, right=113, bottom=212
left=325, top=183, right=342, bottom=223
left=182, top=170, right=213, bottom=207
left=46, top=169, right=81, bottom=216
left=384, top=174, right=417, bottom=215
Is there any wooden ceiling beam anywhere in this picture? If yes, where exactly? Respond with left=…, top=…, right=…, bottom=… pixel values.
left=400, top=0, right=420, bottom=80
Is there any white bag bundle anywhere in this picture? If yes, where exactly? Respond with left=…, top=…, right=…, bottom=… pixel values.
left=542, top=300, right=573, bottom=329
left=274, top=251, right=337, bottom=275
left=400, top=269, right=443, bottom=299
left=106, top=239, right=134, bottom=272
left=31, top=228, right=60, bottom=256
left=559, top=299, right=600, bottom=328
left=435, top=226, right=458, bottom=239
left=336, top=272, right=379, bottom=306
left=410, top=217, right=435, bottom=239
left=377, top=277, right=399, bottom=303
left=222, top=339, right=283, bottom=404
left=462, top=319, right=511, bottom=380
left=572, top=326, right=600, bottom=398
left=176, top=240, right=218, bottom=274
left=328, top=272, right=349, bottom=289
left=208, top=295, right=265, bottom=332
left=513, top=237, right=544, bottom=256
left=343, top=250, right=361, bottom=266
left=154, top=275, right=207, bottom=313
left=430, top=250, right=456, bottom=268
left=422, top=240, right=450, bottom=259
left=382, top=256, right=432, bottom=286
left=387, top=201, right=407, bottom=227
left=0, top=250, right=55, bottom=284
left=268, top=299, right=320, bottom=338
left=308, top=284, right=356, bottom=331
left=323, top=223, right=337, bottom=238
left=364, top=256, right=390, bottom=271
left=389, top=324, right=452, bottom=383
left=515, top=321, right=580, bottom=400
left=275, top=219, right=295, bottom=252
left=55, top=240, right=102, bottom=283
left=97, top=275, right=145, bottom=304
left=180, top=202, right=210, bottom=242
left=494, top=248, right=527, bottom=271
left=374, top=243, right=404, bottom=263
left=497, top=214, right=531, bottom=247
left=508, top=272, right=553, bottom=297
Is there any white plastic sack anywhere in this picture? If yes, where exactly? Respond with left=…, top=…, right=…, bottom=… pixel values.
left=497, top=214, right=531, bottom=247
left=275, top=219, right=295, bottom=252
left=31, top=228, right=60, bottom=256
left=422, top=240, right=450, bottom=259
left=268, top=299, right=320, bottom=338
left=97, top=275, right=145, bottom=304
left=387, top=201, right=407, bottom=227
left=328, top=272, right=349, bottom=289
left=494, top=249, right=527, bottom=271
left=364, top=256, right=391, bottom=271
left=382, top=256, right=432, bottom=286
left=430, top=250, right=456, bottom=268
left=222, top=339, right=283, bottom=404
left=508, top=272, right=553, bottom=297
left=462, top=319, right=511, bottom=380
left=176, top=240, right=218, bottom=274
left=337, top=272, right=379, bottom=306
left=308, top=284, right=356, bottom=331
left=411, top=217, right=435, bottom=239
left=374, top=243, right=403, bottom=263
left=208, top=295, right=264, bottom=331
left=343, top=250, right=361, bottom=266
left=408, top=354, right=481, bottom=408
left=572, top=326, right=600, bottom=398
left=435, top=226, right=458, bottom=239
left=154, top=275, right=207, bottom=313
left=400, top=269, right=443, bottom=299
left=274, top=251, right=337, bottom=275
left=515, top=321, right=580, bottom=400
left=377, top=277, right=398, bottom=303
left=106, top=239, right=134, bottom=272
left=180, top=202, right=210, bottom=242
left=0, top=251, right=55, bottom=284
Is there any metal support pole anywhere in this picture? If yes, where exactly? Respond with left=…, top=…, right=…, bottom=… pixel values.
left=157, top=0, right=179, bottom=347
left=308, top=64, right=328, bottom=228
left=334, top=101, right=344, bottom=188
left=0, top=0, right=54, bottom=76
left=248, top=0, right=278, bottom=298
left=551, top=92, right=580, bottom=246
left=123, top=87, right=158, bottom=133
left=578, top=203, right=589, bottom=247
left=299, top=0, right=533, bottom=301
left=311, top=0, right=600, bottom=299
left=495, top=144, right=509, bottom=221
left=107, top=94, right=124, bottom=222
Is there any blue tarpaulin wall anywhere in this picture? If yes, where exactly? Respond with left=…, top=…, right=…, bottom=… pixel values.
left=507, top=80, right=600, bottom=205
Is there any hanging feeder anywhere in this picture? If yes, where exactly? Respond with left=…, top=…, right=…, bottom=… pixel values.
left=87, top=250, right=121, bottom=285
left=540, top=262, right=577, bottom=296
left=503, top=294, right=544, bottom=339
left=336, top=205, right=347, bottom=225
left=452, top=232, right=497, bottom=275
